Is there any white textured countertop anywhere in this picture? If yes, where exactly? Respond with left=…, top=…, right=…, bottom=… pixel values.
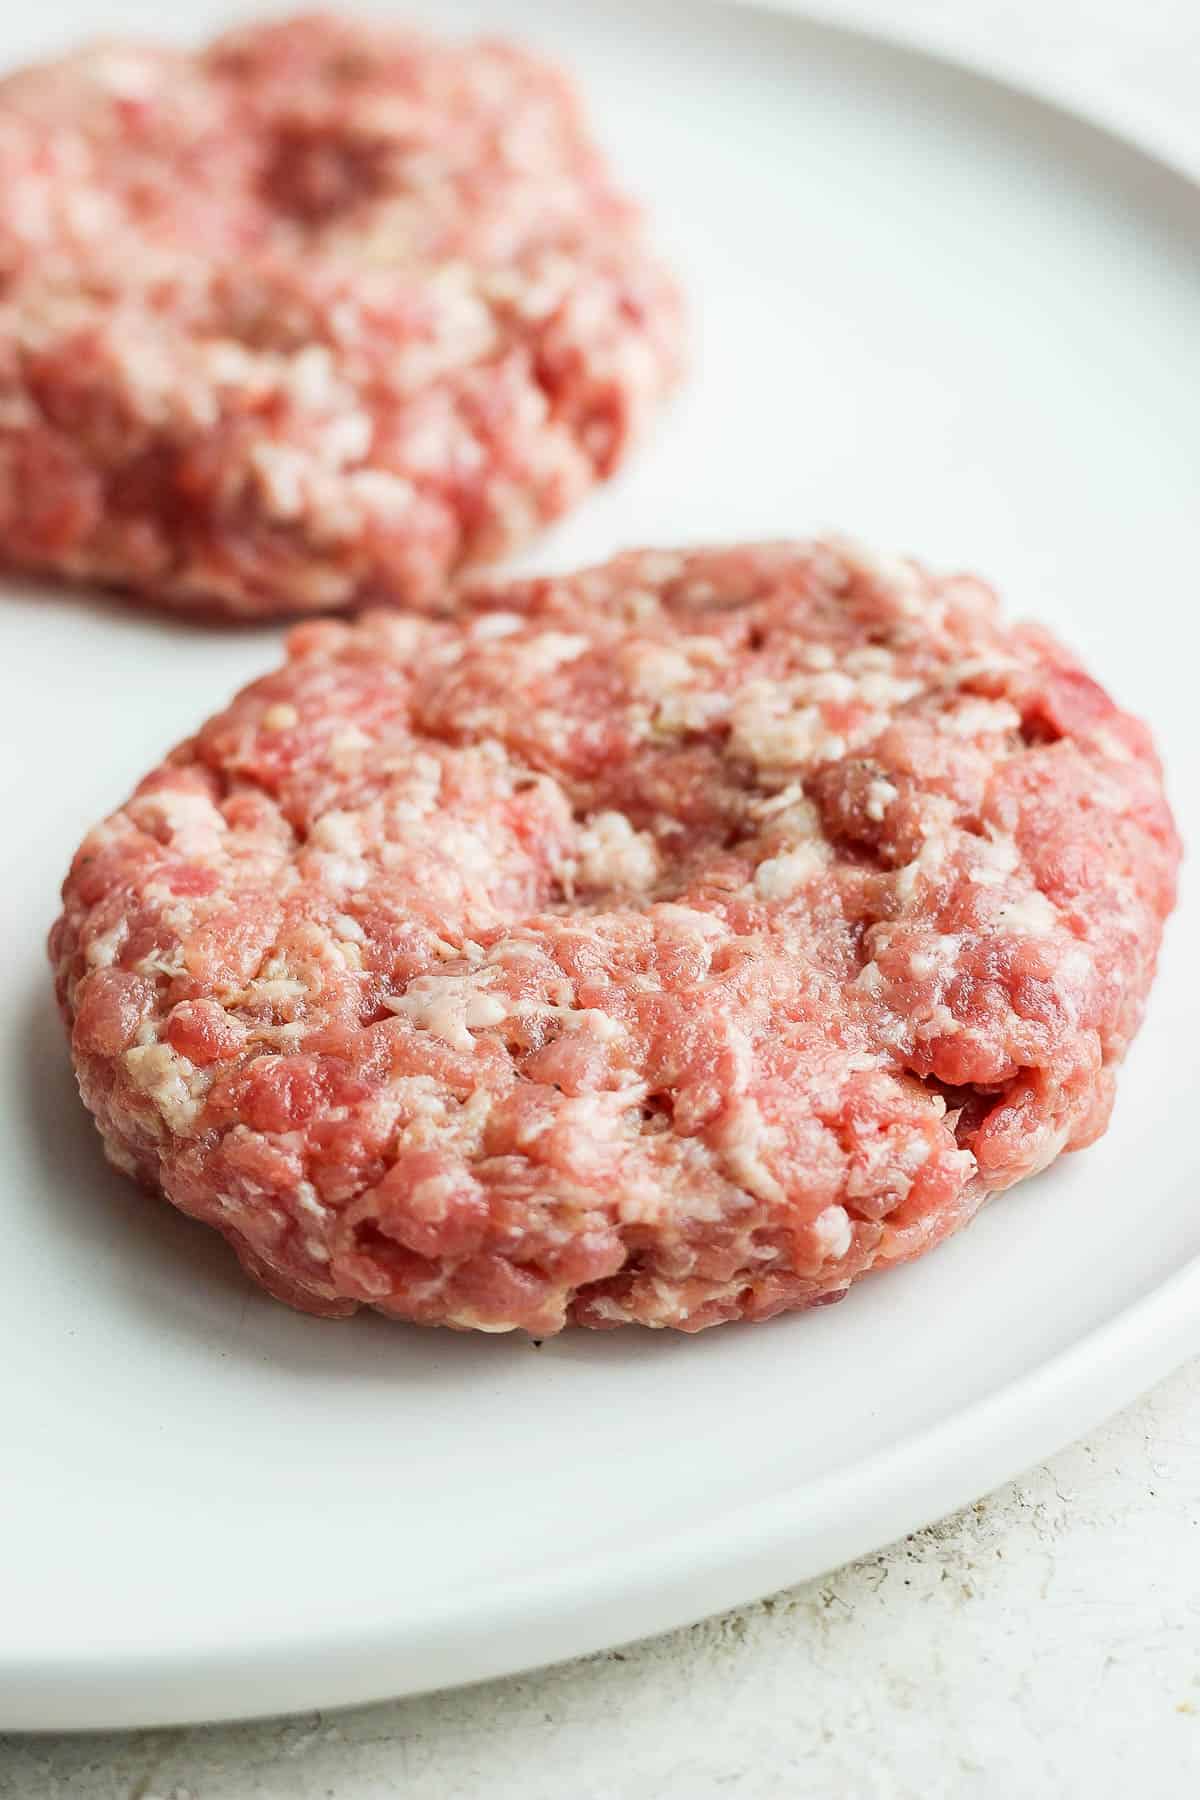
left=3, top=4, right=1198, bottom=1794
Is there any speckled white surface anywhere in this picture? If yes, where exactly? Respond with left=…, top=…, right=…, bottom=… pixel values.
left=3, top=1, right=1199, bottom=1793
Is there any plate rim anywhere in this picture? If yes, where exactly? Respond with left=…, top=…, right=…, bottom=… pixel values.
left=7, top=1255, right=1200, bottom=1729
left=6, top=0, right=1200, bottom=1731
left=740, top=0, right=1200, bottom=185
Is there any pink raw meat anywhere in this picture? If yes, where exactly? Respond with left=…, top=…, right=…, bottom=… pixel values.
left=51, top=541, right=1179, bottom=1332
left=0, top=14, right=682, bottom=617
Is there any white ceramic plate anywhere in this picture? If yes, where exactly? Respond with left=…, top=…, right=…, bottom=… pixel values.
left=2, top=0, right=1198, bottom=1732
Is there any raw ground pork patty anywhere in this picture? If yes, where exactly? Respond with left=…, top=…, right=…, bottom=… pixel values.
left=51, top=542, right=1179, bottom=1333
left=0, top=14, right=681, bottom=618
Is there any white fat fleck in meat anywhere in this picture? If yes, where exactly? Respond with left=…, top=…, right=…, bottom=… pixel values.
left=204, top=341, right=260, bottom=386
left=102, top=1138, right=141, bottom=1178
left=571, top=1009, right=625, bottom=1042
left=730, top=690, right=848, bottom=769
left=968, top=830, right=1021, bottom=886
left=384, top=973, right=507, bottom=1050
left=294, top=1181, right=329, bottom=1224
left=331, top=912, right=367, bottom=945
left=1000, top=890, right=1059, bottom=935
left=86, top=919, right=129, bottom=968
left=469, top=611, right=525, bottom=641
left=895, top=1129, right=936, bottom=1176
left=128, top=787, right=225, bottom=856
left=907, top=934, right=961, bottom=981
left=382, top=753, right=443, bottom=822
left=839, top=539, right=939, bottom=619
left=329, top=724, right=370, bottom=771
left=1014, top=1121, right=1071, bottom=1181
left=624, top=642, right=696, bottom=697
left=915, top=1003, right=962, bottom=1040
left=346, top=467, right=417, bottom=519
left=945, top=652, right=1021, bottom=684
left=616, top=1180, right=668, bottom=1227
left=309, top=810, right=365, bottom=856
left=750, top=781, right=808, bottom=819
left=763, top=796, right=823, bottom=844
left=792, top=669, right=856, bottom=704
left=446, top=1313, right=521, bottom=1334
left=485, top=937, right=545, bottom=964
left=854, top=960, right=884, bottom=997
left=842, top=645, right=896, bottom=674
left=575, top=810, right=659, bottom=892
left=285, top=345, right=343, bottom=409
left=514, top=632, right=590, bottom=678
left=250, top=954, right=310, bottom=1007
left=811, top=1203, right=853, bottom=1260
left=134, top=943, right=188, bottom=979
left=363, top=616, right=426, bottom=661
left=653, top=687, right=730, bottom=734
left=894, top=831, right=949, bottom=903
left=718, top=1099, right=786, bottom=1204
left=650, top=903, right=727, bottom=939
left=309, top=850, right=370, bottom=892
left=1095, top=728, right=1134, bottom=764
left=407, top=1172, right=463, bottom=1221
left=517, top=1002, right=625, bottom=1042
left=754, top=841, right=829, bottom=900
left=865, top=777, right=898, bottom=823
left=431, top=822, right=508, bottom=883
left=262, top=702, right=299, bottom=732
left=317, top=410, right=374, bottom=468
left=250, top=443, right=309, bottom=520
left=1059, top=944, right=1093, bottom=989
left=123, top=1042, right=206, bottom=1133
left=856, top=671, right=923, bottom=708
left=940, top=697, right=1022, bottom=738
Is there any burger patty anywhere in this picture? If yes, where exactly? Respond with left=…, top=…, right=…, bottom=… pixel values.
left=50, top=540, right=1180, bottom=1332
left=0, top=13, right=682, bottom=616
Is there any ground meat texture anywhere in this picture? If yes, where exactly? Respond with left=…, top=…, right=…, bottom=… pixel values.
left=51, top=541, right=1179, bottom=1332
left=0, top=15, right=681, bottom=618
